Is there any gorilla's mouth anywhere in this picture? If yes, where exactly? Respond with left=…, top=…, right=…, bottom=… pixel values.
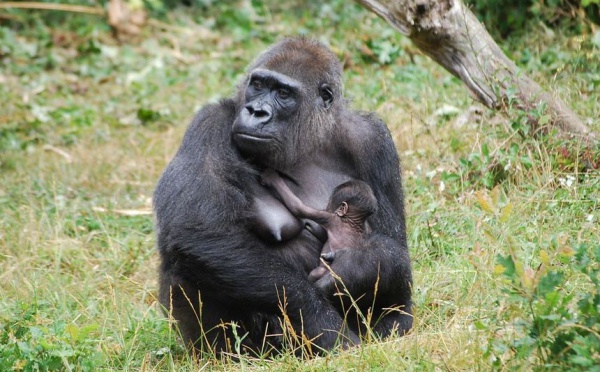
left=233, top=133, right=274, bottom=142
left=232, top=132, right=276, bottom=157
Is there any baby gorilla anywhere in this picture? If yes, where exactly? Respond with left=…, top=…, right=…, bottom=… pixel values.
left=260, top=169, right=377, bottom=282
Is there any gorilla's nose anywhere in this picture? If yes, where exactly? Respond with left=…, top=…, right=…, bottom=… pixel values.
left=245, top=102, right=273, bottom=124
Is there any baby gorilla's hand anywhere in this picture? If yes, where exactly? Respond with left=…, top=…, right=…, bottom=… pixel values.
left=313, top=249, right=352, bottom=295
left=308, top=251, right=337, bottom=282
left=308, top=266, right=328, bottom=282
left=259, top=168, right=279, bottom=187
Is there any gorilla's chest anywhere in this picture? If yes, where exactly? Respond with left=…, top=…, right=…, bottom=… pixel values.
left=250, top=162, right=353, bottom=245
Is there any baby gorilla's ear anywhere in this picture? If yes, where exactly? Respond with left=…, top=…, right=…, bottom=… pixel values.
left=335, top=201, right=348, bottom=217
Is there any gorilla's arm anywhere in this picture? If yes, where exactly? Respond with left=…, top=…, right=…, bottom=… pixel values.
left=154, top=101, right=358, bottom=349
left=159, top=219, right=355, bottom=344
left=261, top=168, right=333, bottom=225
left=318, top=112, right=413, bottom=336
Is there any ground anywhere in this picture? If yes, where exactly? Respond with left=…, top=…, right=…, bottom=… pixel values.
left=0, top=2, right=599, bottom=370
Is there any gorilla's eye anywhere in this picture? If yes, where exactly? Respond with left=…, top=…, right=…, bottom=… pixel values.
left=251, top=79, right=264, bottom=90
left=319, top=84, right=334, bottom=106
left=277, top=88, right=291, bottom=100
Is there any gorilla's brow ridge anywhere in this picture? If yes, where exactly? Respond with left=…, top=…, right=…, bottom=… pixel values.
left=250, top=69, right=303, bottom=90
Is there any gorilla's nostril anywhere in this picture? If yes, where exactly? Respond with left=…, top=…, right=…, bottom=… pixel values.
left=245, top=103, right=271, bottom=120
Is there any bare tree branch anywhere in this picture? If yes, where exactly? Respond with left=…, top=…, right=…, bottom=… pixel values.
left=357, top=0, right=596, bottom=138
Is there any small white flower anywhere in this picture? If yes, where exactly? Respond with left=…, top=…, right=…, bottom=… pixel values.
left=558, top=175, right=576, bottom=189
left=565, top=175, right=575, bottom=188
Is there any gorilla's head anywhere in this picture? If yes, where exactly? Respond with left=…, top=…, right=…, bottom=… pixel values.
left=232, top=37, right=344, bottom=169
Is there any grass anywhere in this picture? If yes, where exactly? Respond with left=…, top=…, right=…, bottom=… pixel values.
left=1, top=1, right=599, bottom=370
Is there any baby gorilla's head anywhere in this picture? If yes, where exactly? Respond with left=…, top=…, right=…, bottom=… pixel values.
left=327, top=180, right=377, bottom=220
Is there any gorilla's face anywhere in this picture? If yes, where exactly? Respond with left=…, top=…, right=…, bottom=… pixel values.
left=232, top=69, right=301, bottom=157
left=232, top=68, right=334, bottom=167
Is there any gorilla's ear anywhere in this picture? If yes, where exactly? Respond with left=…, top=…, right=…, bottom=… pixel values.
left=319, top=83, right=334, bottom=108
left=335, top=202, right=348, bottom=217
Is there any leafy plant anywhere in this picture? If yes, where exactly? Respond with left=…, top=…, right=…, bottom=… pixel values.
left=471, top=191, right=600, bottom=369
left=468, top=0, right=600, bottom=38
left=441, top=141, right=533, bottom=190
left=0, top=301, right=103, bottom=371
left=486, top=242, right=600, bottom=369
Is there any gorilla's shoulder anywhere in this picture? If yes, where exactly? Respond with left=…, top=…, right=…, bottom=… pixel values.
left=189, top=98, right=237, bottom=129
left=342, top=110, right=393, bottom=147
left=178, top=98, right=237, bottom=149
left=356, top=111, right=389, bottom=133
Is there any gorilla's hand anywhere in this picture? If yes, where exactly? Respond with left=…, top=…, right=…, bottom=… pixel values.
left=308, top=266, right=328, bottom=283
left=313, top=249, right=351, bottom=295
left=309, top=249, right=341, bottom=283
left=314, top=246, right=390, bottom=308
left=259, top=168, right=279, bottom=188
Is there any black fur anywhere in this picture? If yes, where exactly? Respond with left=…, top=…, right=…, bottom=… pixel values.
left=153, top=37, right=412, bottom=356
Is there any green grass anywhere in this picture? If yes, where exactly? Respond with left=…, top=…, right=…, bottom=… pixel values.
left=1, top=1, right=599, bottom=370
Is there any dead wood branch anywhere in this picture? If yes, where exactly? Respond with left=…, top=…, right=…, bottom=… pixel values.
left=357, top=0, right=596, bottom=139
left=0, top=2, right=104, bottom=15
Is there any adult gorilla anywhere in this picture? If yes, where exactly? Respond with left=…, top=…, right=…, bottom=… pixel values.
left=154, top=37, right=412, bottom=355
